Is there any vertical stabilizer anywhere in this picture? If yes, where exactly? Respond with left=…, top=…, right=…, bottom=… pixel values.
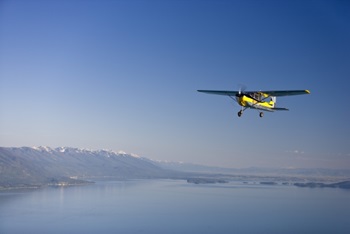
left=270, top=96, right=276, bottom=107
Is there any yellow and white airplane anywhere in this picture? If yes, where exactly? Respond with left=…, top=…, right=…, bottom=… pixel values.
left=197, top=89, right=310, bottom=117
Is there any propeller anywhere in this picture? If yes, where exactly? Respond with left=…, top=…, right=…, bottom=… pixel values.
left=229, top=83, right=247, bottom=107
left=237, top=84, right=247, bottom=97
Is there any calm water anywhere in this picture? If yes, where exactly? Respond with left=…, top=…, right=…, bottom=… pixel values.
left=0, top=180, right=349, bottom=234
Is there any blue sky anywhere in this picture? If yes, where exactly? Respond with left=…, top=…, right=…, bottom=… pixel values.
left=1, top=0, right=349, bottom=169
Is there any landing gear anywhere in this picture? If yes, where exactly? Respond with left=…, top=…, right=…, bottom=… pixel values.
left=238, top=107, right=247, bottom=117
left=237, top=108, right=263, bottom=118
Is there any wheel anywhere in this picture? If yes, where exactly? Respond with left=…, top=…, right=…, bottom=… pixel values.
left=238, top=110, right=242, bottom=117
left=259, top=112, right=264, bottom=118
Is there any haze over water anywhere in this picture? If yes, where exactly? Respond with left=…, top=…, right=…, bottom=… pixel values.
left=1, top=180, right=349, bottom=234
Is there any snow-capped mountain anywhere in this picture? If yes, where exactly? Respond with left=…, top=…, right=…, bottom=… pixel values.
left=29, top=146, right=140, bottom=158
left=0, top=146, right=181, bottom=188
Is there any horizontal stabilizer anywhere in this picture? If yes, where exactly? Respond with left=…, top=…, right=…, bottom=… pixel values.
left=272, top=107, right=289, bottom=111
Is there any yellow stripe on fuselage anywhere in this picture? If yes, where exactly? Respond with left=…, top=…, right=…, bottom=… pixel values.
left=238, top=95, right=274, bottom=110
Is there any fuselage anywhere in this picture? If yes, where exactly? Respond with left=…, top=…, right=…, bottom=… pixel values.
left=236, top=95, right=275, bottom=111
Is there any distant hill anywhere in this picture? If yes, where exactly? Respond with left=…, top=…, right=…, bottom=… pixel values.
left=0, top=146, right=180, bottom=189
left=156, top=161, right=350, bottom=178
left=294, top=181, right=350, bottom=189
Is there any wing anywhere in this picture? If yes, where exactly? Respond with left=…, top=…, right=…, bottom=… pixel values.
left=197, top=90, right=239, bottom=96
left=197, top=89, right=310, bottom=97
left=257, top=90, right=310, bottom=96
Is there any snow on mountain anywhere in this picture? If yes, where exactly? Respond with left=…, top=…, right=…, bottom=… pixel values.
left=27, top=146, right=140, bottom=158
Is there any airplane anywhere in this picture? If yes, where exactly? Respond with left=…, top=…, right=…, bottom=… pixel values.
left=197, top=88, right=310, bottom=117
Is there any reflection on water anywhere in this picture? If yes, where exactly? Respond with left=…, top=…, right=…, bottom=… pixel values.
left=1, top=180, right=350, bottom=234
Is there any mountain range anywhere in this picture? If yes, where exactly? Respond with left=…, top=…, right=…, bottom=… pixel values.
left=1, top=146, right=350, bottom=189
left=0, top=146, right=182, bottom=189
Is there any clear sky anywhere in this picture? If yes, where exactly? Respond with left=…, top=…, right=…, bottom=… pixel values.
left=1, top=0, right=349, bottom=169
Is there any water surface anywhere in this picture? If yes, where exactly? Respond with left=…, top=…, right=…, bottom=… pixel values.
left=1, top=180, right=349, bottom=234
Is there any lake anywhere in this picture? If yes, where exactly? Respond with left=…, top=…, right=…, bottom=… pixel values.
left=1, top=180, right=349, bottom=234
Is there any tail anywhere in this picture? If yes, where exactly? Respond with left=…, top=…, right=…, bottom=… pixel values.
left=270, top=96, right=289, bottom=111
left=270, top=96, right=276, bottom=108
